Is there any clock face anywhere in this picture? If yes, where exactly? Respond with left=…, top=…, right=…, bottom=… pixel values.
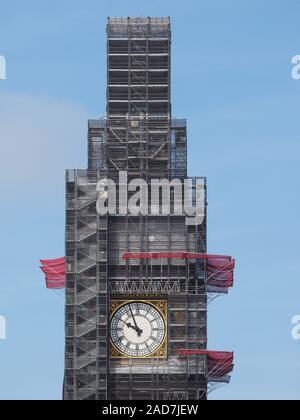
left=110, top=301, right=166, bottom=357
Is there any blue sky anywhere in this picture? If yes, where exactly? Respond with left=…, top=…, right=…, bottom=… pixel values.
left=0, top=0, right=300, bottom=400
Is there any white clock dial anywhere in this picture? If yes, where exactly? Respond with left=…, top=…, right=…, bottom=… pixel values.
left=110, top=302, right=166, bottom=357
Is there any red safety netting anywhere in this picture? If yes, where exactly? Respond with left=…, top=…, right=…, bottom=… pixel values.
left=40, top=257, right=65, bottom=266
left=40, top=257, right=66, bottom=289
left=122, top=252, right=235, bottom=291
left=178, top=350, right=234, bottom=378
left=206, top=256, right=235, bottom=289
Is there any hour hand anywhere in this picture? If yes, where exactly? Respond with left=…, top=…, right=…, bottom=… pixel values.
left=126, top=322, right=143, bottom=336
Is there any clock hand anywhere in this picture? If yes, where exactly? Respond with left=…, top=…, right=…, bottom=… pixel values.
left=121, top=320, right=137, bottom=331
left=125, top=322, right=143, bottom=335
left=125, top=322, right=137, bottom=330
left=129, top=305, right=143, bottom=336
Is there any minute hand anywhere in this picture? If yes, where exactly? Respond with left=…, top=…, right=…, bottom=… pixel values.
left=129, top=305, right=142, bottom=336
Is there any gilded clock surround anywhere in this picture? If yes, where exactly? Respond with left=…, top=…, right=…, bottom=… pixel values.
left=110, top=299, right=168, bottom=359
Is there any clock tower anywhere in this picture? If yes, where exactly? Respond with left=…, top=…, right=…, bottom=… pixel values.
left=63, top=17, right=234, bottom=401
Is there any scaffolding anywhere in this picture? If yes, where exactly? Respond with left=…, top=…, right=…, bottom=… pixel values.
left=40, top=16, right=235, bottom=401
left=107, top=17, right=171, bottom=120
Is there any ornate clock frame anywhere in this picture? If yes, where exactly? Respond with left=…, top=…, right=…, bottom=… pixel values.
left=110, top=298, right=168, bottom=359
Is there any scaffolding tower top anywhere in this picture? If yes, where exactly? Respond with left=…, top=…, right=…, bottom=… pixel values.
left=107, top=17, right=171, bottom=39
left=107, top=17, right=170, bottom=25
